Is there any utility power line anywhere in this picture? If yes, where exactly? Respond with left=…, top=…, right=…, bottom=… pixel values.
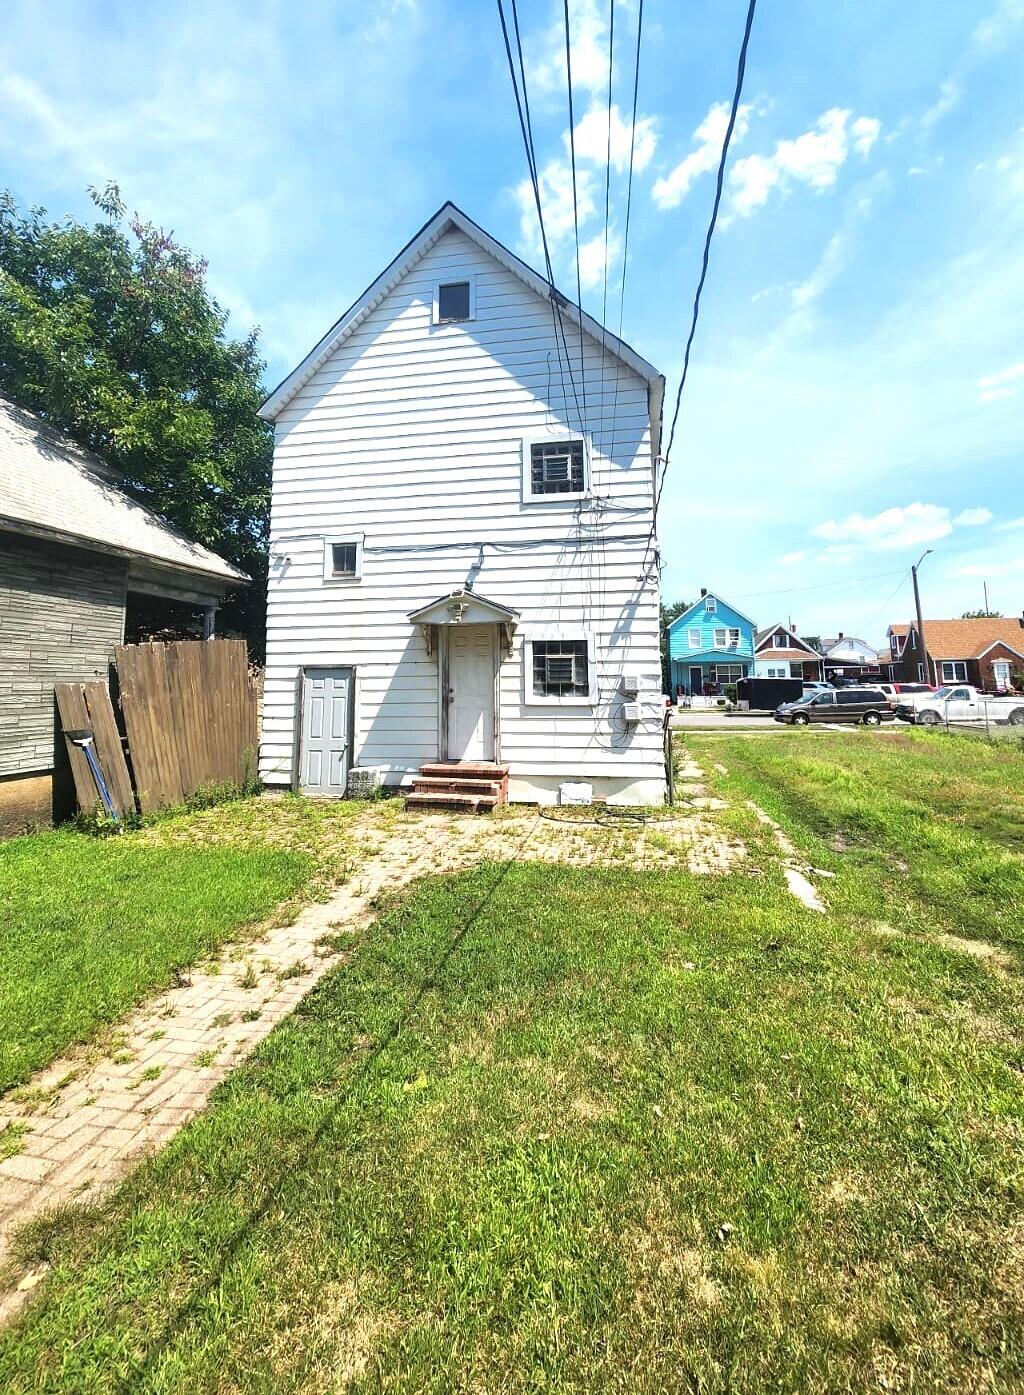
left=648, top=0, right=758, bottom=562
left=562, top=0, right=589, bottom=434
left=496, top=0, right=585, bottom=433
left=607, top=0, right=644, bottom=460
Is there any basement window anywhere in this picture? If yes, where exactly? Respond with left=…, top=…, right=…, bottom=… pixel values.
left=532, top=639, right=589, bottom=697
left=433, top=278, right=475, bottom=324
left=322, top=535, right=363, bottom=583
left=523, top=437, right=588, bottom=500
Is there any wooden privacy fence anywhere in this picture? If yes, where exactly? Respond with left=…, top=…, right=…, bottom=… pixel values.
left=115, top=639, right=259, bottom=814
left=57, top=639, right=259, bottom=818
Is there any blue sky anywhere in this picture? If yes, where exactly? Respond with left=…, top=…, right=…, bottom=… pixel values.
left=1, top=0, right=1021, bottom=642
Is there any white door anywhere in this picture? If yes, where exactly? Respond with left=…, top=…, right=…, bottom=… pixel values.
left=446, top=625, right=495, bottom=761
left=300, top=668, right=352, bottom=794
left=992, top=660, right=1011, bottom=691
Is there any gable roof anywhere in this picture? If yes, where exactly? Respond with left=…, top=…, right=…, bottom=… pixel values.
left=821, top=636, right=877, bottom=657
left=0, top=396, right=247, bottom=585
left=668, top=591, right=758, bottom=631
left=906, top=617, right=1024, bottom=660
left=754, top=623, right=821, bottom=657
left=259, top=201, right=664, bottom=452
left=888, top=622, right=910, bottom=637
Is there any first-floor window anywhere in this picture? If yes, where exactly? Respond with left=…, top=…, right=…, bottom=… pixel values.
left=532, top=639, right=589, bottom=697
left=711, top=664, right=745, bottom=684
left=940, top=660, right=968, bottom=682
left=765, top=665, right=786, bottom=678
left=789, top=662, right=804, bottom=678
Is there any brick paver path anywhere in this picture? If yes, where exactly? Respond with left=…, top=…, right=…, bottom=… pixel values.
left=0, top=779, right=738, bottom=1319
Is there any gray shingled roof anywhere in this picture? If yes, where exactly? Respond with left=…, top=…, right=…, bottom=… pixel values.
left=0, top=396, right=247, bottom=584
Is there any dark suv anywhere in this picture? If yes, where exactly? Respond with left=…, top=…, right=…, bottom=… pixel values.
left=774, top=687, right=895, bottom=726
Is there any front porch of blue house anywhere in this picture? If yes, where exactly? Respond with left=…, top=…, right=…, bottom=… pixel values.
left=670, top=654, right=751, bottom=698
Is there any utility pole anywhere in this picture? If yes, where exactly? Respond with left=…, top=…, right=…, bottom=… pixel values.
left=984, top=580, right=990, bottom=615
left=912, top=550, right=932, bottom=683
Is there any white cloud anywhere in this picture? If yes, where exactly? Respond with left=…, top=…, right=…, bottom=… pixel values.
left=577, top=228, right=622, bottom=291
left=514, top=156, right=597, bottom=260
left=953, top=507, right=993, bottom=526
left=851, top=116, right=881, bottom=156
left=977, top=361, right=1024, bottom=403
left=778, top=551, right=806, bottom=565
left=920, top=80, right=960, bottom=131
left=530, top=0, right=611, bottom=98
left=997, top=517, right=1024, bottom=531
left=571, top=103, right=657, bottom=175
left=651, top=101, right=752, bottom=209
left=972, top=0, right=1024, bottom=52
left=813, top=502, right=954, bottom=551
left=729, top=108, right=881, bottom=217
left=791, top=233, right=849, bottom=308
left=958, top=558, right=1024, bottom=577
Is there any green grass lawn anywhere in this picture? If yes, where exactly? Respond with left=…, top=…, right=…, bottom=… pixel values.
left=3, top=738, right=1024, bottom=1392
left=0, top=806, right=314, bottom=1092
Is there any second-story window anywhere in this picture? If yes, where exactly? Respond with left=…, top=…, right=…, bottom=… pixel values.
left=773, top=632, right=786, bottom=647
left=527, top=439, right=587, bottom=498
left=729, top=628, right=741, bottom=646
left=713, top=628, right=728, bottom=648
left=437, top=280, right=471, bottom=322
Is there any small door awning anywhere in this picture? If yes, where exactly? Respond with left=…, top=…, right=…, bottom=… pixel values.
left=408, top=589, right=519, bottom=655
left=408, top=588, right=519, bottom=626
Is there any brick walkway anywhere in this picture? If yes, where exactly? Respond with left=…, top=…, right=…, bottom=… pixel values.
left=0, top=774, right=739, bottom=1320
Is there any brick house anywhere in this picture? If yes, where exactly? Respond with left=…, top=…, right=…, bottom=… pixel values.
left=890, top=617, right=1024, bottom=691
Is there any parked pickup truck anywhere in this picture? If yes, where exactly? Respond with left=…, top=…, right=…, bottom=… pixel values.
left=896, top=684, right=1024, bottom=727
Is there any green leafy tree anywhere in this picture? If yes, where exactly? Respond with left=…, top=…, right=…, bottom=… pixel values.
left=0, top=183, right=271, bottom=652
left=660, top=598, right=693, bottom=692
left=961, top=608, right=1002, bottom=619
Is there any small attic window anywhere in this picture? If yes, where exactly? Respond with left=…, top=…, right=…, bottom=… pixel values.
left=434, top=278, right=474, bottom=324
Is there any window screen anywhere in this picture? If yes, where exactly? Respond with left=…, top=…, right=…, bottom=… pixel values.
left=437, top=281, right=471, bottom=322
left=530, top=440, right=585, bottom=495
left=532, top=639, right=589, bottom=697
left=331, top=543, right=358, bottom=577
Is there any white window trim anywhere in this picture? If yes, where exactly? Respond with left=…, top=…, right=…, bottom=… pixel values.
left=687, top=629, right=701, bottom=649
left=940, top=660, right=968, bottom=682
left=713, top=628, right=728, bottom=649
left=772, top=633, right=786, bottom=648
left=431, top=274, right=476, bottom=325
left=521, top=431, right=591, bottom=504
left=705, top=596, right=717, bottom=613
left=322, top=533, right=364, bottom=583
left=522, top=628, right=598, bottom=706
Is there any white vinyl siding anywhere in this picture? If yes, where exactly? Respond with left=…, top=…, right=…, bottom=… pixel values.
left=261, top=226, right=662, bottom=797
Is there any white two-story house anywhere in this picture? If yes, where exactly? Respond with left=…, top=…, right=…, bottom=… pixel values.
left=258, top=203, right=667, bottom=807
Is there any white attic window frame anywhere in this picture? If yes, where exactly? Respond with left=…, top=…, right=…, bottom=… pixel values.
left=521, top=430, right=591, bottom=503
left=431, top=275, right=477, bottom=325
left=322, top=533, right=364, bottom=583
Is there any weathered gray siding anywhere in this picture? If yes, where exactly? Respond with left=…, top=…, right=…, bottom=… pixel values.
left=0, top=531, right=126, bottom=776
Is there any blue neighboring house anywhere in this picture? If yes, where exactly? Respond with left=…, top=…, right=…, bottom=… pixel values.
left=668, top=589, right=757, bottom=697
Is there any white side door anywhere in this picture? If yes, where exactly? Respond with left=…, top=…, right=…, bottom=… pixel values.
left=446, top=625, right=495, bottom=762
left=300, top=668, right=352, bottom=794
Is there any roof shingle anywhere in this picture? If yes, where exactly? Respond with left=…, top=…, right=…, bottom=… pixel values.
left=0, top=396, right=246, bottom=585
